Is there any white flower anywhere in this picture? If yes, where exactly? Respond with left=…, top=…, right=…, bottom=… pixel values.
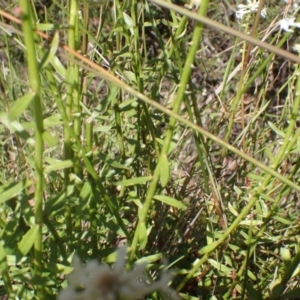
left=279, top=17, right=300, bottom=33
left=293, top=43, right=300, bottom=53
left=187, top=0, right=202, bottom=9
left=2, top=66, right=9, bottom=77
left=57, top=247, right=178, bottom=300
left=283, top=0, right=300, bottom=12
left=236, top=0, right=267, bottom=19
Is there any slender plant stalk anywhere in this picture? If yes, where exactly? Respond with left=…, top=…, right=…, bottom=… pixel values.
left=64, top=0, right=80, bottom=236
left=64, top=39, right=73, bottom=235
left=81, top=0, right=98, bottom=257
left=70, top=0, right=82, bottom=233
left=113, top=0, right=125, bottom=156
left=240, top=0, right=265, bottom=151
left=222, top=14, right=251, bottom=157
left=19, top=0, right=44, bottom=298
left=220, top=38, right=239, bottom=100
left=130, top=1, right=161, bottom=198
left=70, top=0, right=80, bottom=171
left=81, top=0, right=91, bottom=153
left=146, top=0, right=212, bottom=198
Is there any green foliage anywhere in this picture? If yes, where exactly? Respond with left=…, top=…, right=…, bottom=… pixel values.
left=0, top=0, right=300, bottom=299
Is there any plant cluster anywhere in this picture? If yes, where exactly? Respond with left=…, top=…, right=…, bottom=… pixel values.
left=0, top=0, right=300, bottom=299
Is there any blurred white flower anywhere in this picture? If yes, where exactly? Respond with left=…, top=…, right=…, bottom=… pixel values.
left=58, top=247, right=178, bottom=300
left=236, top=0, right=267, bottom=19
left=279, top=17, right=300, bottom=32
left=283, top=0, right=300, bottom=12
left=293, top=43, right=300, bottom=53
left=2, top=66, right=9, bottom=77
left=187, top=0, right=202, bottom=9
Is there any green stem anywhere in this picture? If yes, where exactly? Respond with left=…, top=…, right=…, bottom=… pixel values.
left=70, top=0, right=81, bottom=233
left=113, top=0, right=125, bottom=156
left=19, top=0, right=44, bottom=298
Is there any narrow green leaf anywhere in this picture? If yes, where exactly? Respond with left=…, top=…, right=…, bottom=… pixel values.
left=265, top=146, right=275, bottom=164
left=2, top=209, right=22, bottom=254
left=44, top=159, right=73, bottom=173
left=228, top=243, right=240, bottom=251
left=123, top=71, right=136, bottom=84
left=39, top=31, right=59, bottom=69
left=268, top=121, right=285, bottom=138
left=247, top=268, right=257, bottom=280
left=37, top=24, right=68, bottom=31
left=21, top=121, right=35, bottom=129
left=116, top=176, right=152, bottom=187
left=122, top=12, right=134, bottom=35
left=44, top=185, right=75, bottom=216
left=28, top=274, right=57, bottom=286
left=36, top=23, right=55, bottom=30
left=153, top=195, right=187, bottom=210
left=233, top=185, right=243, bottom=195
left=0, top=113, right=35, bottom=145
left=8, top=92, right=35, bottom=121
left=0, top=179, right=32, bottom=204
left=138, top=223, right=147, bottom=249
left=0, top=243, right=7, bottom=273
left=79, top=181, right=92, bottom=200
left=252, top=100, right=270, bottom=122
left=209, top=259, right=232, bottom=275
left=51, top=56, right=66, bottom=78
left=17, top=225, right=39, bottom=256
left=228, top=202, right=239, bottom=216
left=43, top=114, right=63, bottom=127
left=93, top=125, right=112, bottom=132
left=281, top=248, right=291, bottom=268
left=119, top=99, right=137, bottom=109
left=44, top=262, right=73, bottom=275
left=156, top=138, right=177, bottom=155
left=178, top=294, right=200, bottom=300
left=107, top=160, right=128, bottom=169
left=0, top=216, right=6, bottom=228
left=206, top=223, right=214, bottom=245
left=159, top=154, right=169, bottom=187
left=274, top=216, right=292, bottom=225
left=239, top=220, right=263, bottom=226
left=136, top=253, right=163, bottom=264
left=42, top=131, right=59, bottom=147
